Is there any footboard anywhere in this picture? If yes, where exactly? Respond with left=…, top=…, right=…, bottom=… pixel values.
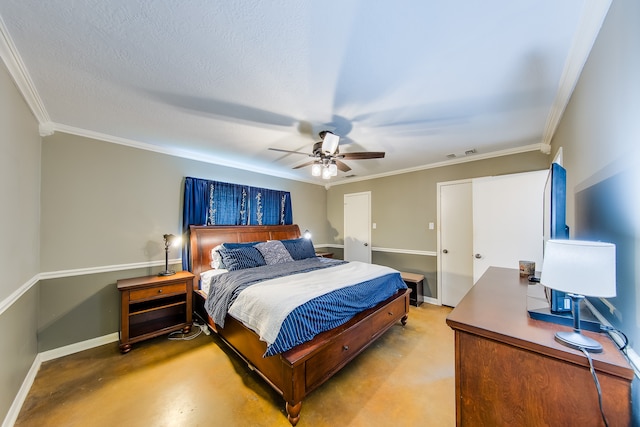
left=193, top=288, right=410, bottom=425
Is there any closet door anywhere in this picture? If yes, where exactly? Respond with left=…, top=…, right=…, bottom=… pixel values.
left=438, top=180, right=474, bottom=307
left=344, top=191, right=371, bottom=263
left=438, top=170, right=547, bottom=307
left=472, top=170, right=547, bottom=283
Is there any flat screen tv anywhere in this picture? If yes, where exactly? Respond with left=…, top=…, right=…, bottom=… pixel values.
left=544, top=163, right=569, bottom=243
left=543, top=162, right=571, bottom=313
left=528, top=162, right=600, bottom=331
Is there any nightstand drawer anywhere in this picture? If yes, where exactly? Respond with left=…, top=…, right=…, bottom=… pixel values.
left=129, top=282, right=186, bottom=302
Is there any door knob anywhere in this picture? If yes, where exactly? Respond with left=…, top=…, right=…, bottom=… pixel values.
left=442, top=249, right=448, bottom=254
left=475, top=253, right=482, bottom=259
left=364, top=243, right=369, bottom=246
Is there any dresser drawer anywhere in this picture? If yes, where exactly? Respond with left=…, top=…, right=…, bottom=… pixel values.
left=370, top=295, right=406, bottom=334
left=129, top=282, right=186, bottom=302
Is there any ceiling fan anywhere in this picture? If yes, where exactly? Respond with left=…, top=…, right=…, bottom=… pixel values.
left=269, top=131, right=385, bottom=179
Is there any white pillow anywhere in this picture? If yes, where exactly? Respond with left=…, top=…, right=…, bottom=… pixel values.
left=210, top=245, right=224, bottom=269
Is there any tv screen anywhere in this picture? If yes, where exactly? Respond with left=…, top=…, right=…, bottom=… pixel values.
left=543, top=163, right=569, bottom=243
left=543, top=163, right=571, bottom=313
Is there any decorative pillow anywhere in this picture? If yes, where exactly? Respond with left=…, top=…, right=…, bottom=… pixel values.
left=219, top=246, right=266, bottom=271
left=210, top=245, right=224, bottom=269
left=281, top=238, right=316, bottom=261
left=255, top=240, right=294, bottom=265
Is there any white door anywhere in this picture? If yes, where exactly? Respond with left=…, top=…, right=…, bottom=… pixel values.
left=438, top=181, right=474, bottom=307
left=344, top=192, right=371, bottom=263
left=472, top=170, right=547, bottom=283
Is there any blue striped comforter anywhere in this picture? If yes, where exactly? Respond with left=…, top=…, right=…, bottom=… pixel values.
left=205, top=258, right=407, bottom=357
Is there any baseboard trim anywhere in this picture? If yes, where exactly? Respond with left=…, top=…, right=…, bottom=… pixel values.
left=2, top=332, right=120, bottom=427
left=40, top=332, right=120, bottom=362
left=423, top=296, right=439, bottom=306
left=2, top=353, right=41, bottom=427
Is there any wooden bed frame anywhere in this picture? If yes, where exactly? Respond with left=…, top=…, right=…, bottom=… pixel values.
left=189, top=224, right=410, bottom=426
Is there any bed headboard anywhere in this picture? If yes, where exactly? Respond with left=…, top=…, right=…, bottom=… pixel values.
left=189, top=224, right=301, bottom=283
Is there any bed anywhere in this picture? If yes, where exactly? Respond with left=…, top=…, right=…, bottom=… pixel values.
left=189, top=224, right=410, bottom=426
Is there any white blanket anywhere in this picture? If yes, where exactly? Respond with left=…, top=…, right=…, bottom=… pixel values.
left=227, top=261, right=398, bottom=345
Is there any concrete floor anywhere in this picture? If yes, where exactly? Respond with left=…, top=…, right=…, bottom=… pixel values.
left=16, top=304, right=454, bottom=427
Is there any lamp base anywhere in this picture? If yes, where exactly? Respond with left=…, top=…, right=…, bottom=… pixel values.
left=555, top=331, right=603, bottom=353
left=158, top=270, right=176, bottom=276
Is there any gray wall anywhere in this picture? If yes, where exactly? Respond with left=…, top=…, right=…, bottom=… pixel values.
left=550, top=0, right=639, bottom=421
left=326, top=150, right=550, bottom=298
left=0, top=61, right=40, bottom=422
left=40, top=132, right=329, bottom=272
left=37, top=132, right=328, bottom=351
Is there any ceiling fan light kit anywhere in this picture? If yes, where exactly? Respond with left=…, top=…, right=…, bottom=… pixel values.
left=321, top=166, right=332, bottom=180
left=321, top=131, right=340, bottom=154
left=313, top=159, right=339, bottom=180
left=269, top=130, right=386, bottom=180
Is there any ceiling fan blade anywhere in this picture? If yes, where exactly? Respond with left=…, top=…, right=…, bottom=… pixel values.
left=339, top=152, right=385, bottom=160
left=335, top=160, right=351, bottom=172
left=292, top=160, right=317, bottom=170
left=269, top=147, right=311, bottom=156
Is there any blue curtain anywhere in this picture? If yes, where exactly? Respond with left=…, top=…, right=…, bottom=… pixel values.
left=208, top=181, right=249, bottom=225
left=249, top=187, right=292, bottom=225
left=181, top=176, right=293, bottom=270
left=181, top=177, right=209, bottom=271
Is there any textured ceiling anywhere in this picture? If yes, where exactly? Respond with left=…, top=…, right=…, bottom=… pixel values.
left=0, top=1, right=610, bottom=185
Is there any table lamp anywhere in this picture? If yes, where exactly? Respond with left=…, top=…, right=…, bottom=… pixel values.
left=540, top=239, right=616, bottom=352
left=159, top=233, right=181, bottom=276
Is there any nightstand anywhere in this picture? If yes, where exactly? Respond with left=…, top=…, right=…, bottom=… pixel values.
left=315, top=252, right=334, bottom=258
left=117, top=271, right=194, bottom=353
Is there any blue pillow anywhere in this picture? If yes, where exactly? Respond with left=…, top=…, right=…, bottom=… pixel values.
left=219, top=246, right=266, bottom=271
left=281, top=238, right=316, bottom=261
left=221, top=241, right=262, bottom=250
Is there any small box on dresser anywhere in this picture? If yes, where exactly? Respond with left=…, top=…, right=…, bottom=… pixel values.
left=117, top=271, right=194, bottom=353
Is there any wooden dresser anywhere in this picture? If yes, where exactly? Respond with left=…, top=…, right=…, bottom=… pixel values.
left=446, top=267, right=633, bottom=427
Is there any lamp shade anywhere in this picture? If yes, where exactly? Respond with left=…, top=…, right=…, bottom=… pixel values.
left=322, top=166, right=332, bottom=180
left=322, top=132, right=340, bottom=154
left=540, top=240, right=616, bottom=297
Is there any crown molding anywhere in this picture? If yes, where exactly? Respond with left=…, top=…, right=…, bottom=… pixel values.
left=542, top=0, right=612, bottom=146
left=47, top=122, right=323, bottom=186
left=52, top=121, right=549, bottom=189
left=0, top=15, right=50, bottom=123
left=327, top=143, right=546, bottom=187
